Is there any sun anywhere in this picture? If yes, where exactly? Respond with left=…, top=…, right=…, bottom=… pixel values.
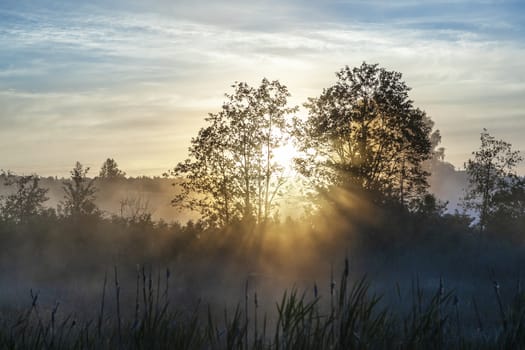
left=272, top=142, right=299, bottom=175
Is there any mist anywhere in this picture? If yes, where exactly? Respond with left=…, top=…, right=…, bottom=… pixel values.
left=0, top=163, right=519, bottom=312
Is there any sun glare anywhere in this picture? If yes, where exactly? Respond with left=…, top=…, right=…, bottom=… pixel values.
left=273, top=142, right=299, bottom=175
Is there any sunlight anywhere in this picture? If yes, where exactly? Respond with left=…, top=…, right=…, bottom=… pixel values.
left=272, top=142, right=299, bottom=175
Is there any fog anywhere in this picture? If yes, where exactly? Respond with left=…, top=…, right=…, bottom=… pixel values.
left=1, top=160, right=524, bottom=349
left=0, top=158, right=470, bottom=224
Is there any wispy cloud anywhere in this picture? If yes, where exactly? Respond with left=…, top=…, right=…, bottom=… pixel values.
left=0, top=0, right=524, bottom=175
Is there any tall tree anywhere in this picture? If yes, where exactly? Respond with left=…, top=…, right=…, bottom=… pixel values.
left=61, top=162, right=98, bottom=217
left=462, top=129, right=522, bottom=233
left=295, top=62, right=433, bottom=205
left=99, top=158, right=126, bottom=179
left=169, top=79, right=297, bottom=227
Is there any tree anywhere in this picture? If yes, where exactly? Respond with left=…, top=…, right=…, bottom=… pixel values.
left=426, top=128, right=446, bottom=170
left=0, top=173, right=49, bottom=223
left=119, top=194, right=152, bottom=224
left=462, top=129, right=522, bottom=234
left=169, top=78, right=297, bottom=227
left=486, top=177, right=525, bottom=240
left=295, top=62, right=433, bottom=205
left=99, top=158, right=126, bottom=179
left=60, top=162, right=98, bottom=217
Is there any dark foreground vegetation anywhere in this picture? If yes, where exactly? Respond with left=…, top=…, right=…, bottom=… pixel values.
left=1, top=197, right=525, bottom=349
left=2, top=253, right=525, bottom=349
left=3, top=265, right=525, bottom=350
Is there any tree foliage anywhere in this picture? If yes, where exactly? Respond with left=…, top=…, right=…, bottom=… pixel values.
left=462, top=129, right=523, bottom=233
left=170, top=79, right=297, bottom=227
left=295, top=62, right=433, bottom=205
left=0, top=173, right=49, bottom=223
left=61, top=162, right=98, bottom=217
left=99, top=158, right=126, bottom=179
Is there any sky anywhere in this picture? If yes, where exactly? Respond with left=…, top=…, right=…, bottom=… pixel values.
left=1, top=0, right=524, bottom=177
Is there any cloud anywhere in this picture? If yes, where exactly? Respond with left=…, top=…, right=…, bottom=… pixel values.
left=0, top=0, right=524, bottom=175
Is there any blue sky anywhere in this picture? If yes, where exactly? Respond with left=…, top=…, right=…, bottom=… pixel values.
left=1, top=0, right=524, bottom=176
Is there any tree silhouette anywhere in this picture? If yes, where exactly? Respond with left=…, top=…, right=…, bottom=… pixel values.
left=99, top=158, right=126, bottom=179
left=295, top=62, right=433, bottom=205
left=61, top=162, right=98, bottom=217
left=0, top=173, right=49, bottom=223
left=169, top=79, right=297, bottom=227
left=119, top=194, right=151, bottom=224
left=462, top=129, right=522, bottom=234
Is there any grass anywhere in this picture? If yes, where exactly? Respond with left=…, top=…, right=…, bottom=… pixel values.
left=2, top=260, right=525, bottom=349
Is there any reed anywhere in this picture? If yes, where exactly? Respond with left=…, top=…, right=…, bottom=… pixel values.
left=3, top=261, right=525, bottom=349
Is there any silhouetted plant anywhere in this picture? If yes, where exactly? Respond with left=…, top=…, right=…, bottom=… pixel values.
left=119, top=194, right=152, bottom=225
left=0, top=172, right=49, bottom=223
left=462, top=129, right=522, bottom=234
left=294, top=62, right=434, bottom=207
left=60, top=161, right=98, bottom=217
left=169, top=79, right=298, bottom=227
left=99, top=158, right=126, bottom=179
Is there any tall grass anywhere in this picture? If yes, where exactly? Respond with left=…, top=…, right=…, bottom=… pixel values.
left=2, top=261, right=525, bottom=349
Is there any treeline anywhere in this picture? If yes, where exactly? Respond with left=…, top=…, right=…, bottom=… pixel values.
left=1, top=63, right=525, bottom=244
left=0, top=159, right=185, bottom=223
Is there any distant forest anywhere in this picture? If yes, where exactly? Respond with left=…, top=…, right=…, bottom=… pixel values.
left=0, top=154, right=465, bottom=222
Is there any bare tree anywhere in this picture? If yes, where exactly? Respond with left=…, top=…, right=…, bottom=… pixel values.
left=119, top=194, right=151, bottom=224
